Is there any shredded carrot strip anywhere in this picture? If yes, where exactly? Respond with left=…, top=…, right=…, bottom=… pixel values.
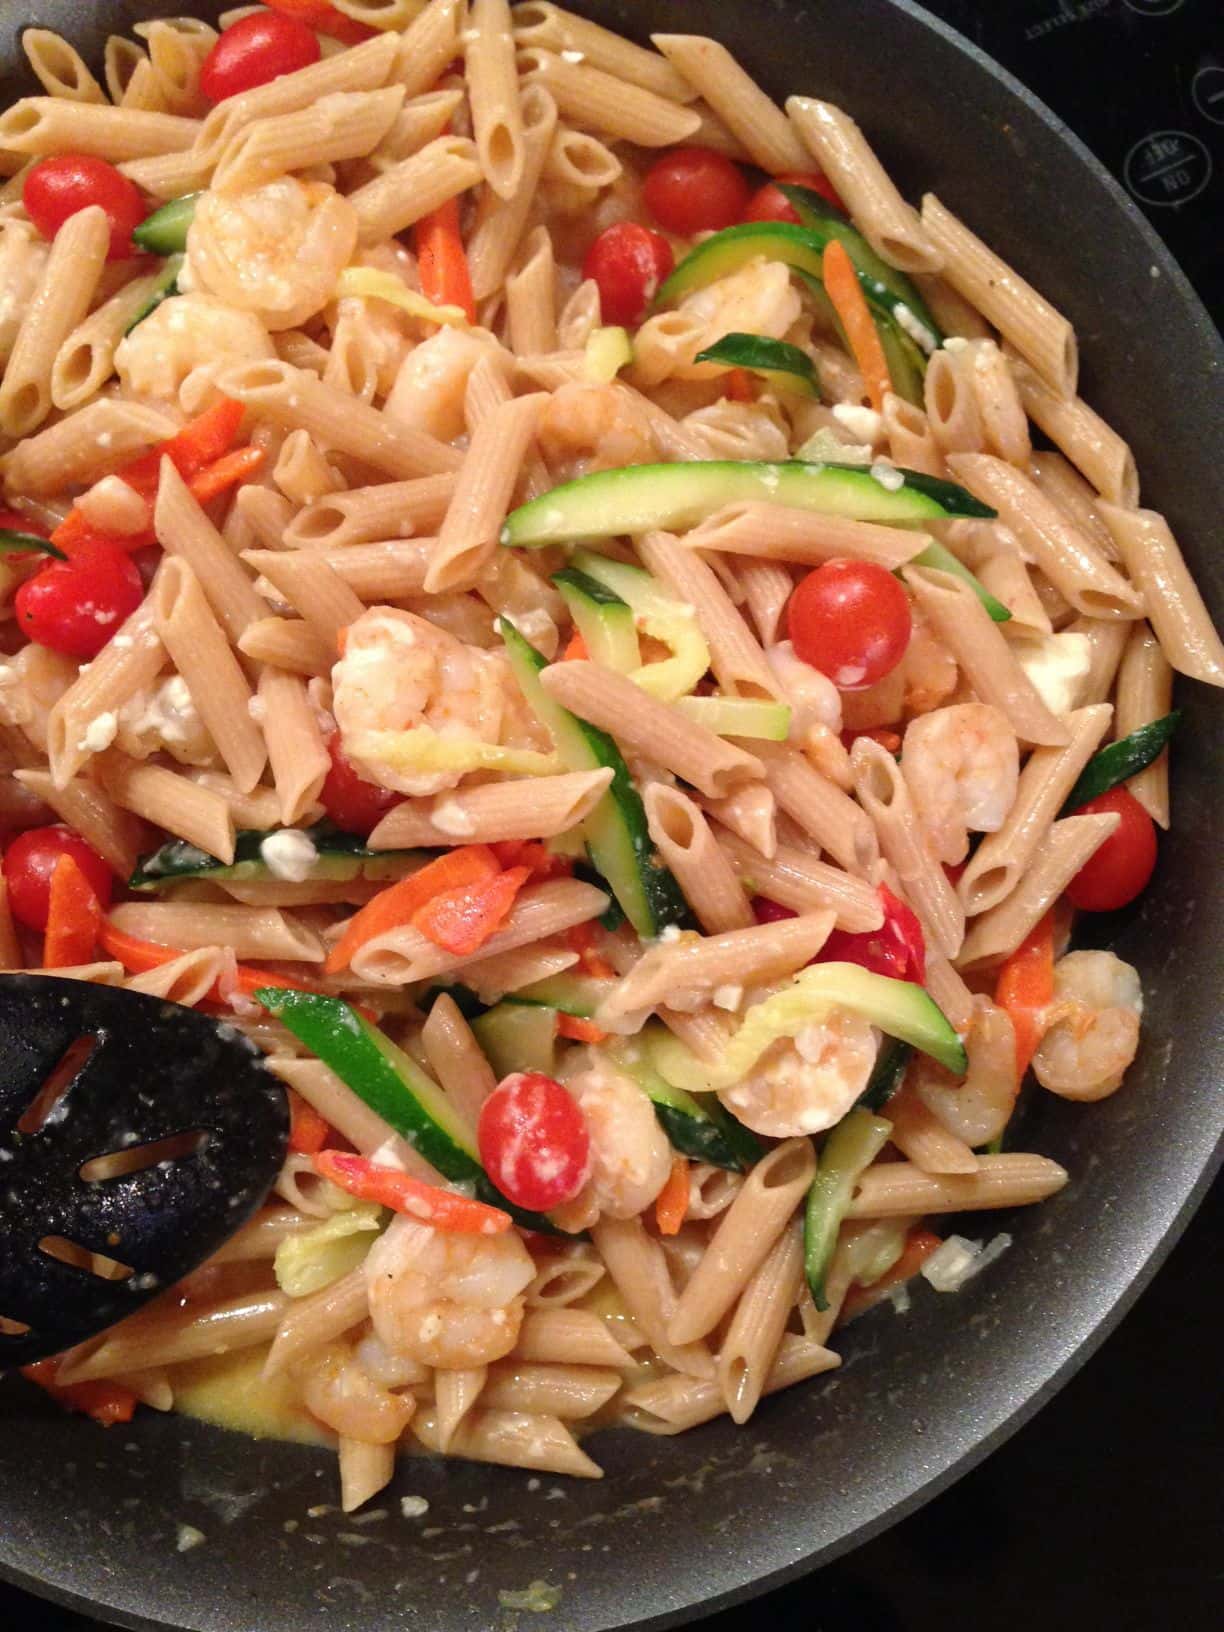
left=490, top=839, right=572, bottom=880
left=822, top=238, right=892, bottom=413
left=564, top=920, right=616, bottom=981
left=314, top=1149, right=511, bottom=1233
left=841, top=1227, right=943, bottom=1321
left=413, top=198, right=476, bottom=324
left=189, top=445, right=265, bottom=506
left=21, top=1360, right=138, bottom=1427
left=994, top=910, right=1055, bottom=1081
left=287, top=1090, right=331, bottom=1156
left=562, top=629, right=589, bottom=662
left=412, top=864, right=530, bottom=956
left=264, top=0, right=376, bottom=44
left=556, top=1013, right=608, bottom=1044
left=43, top=853, right=101, bottom=968
left=654, top=1157, right=690, bottom=1236
left=324, top=845, right=500, bottom=974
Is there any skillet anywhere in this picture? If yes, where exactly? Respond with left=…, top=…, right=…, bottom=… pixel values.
left=0, top=3, right=1221, bottom=1628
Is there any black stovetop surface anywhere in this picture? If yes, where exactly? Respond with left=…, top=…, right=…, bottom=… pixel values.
left=3, top=2, right=1221, bottom=1628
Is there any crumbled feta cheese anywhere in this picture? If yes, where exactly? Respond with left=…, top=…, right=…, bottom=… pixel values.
left=921, top=1232, right=1012, bottom=1292
left=831, top=403, right=883, bottom=443
left=369, top=1138, right=407, bottom=1171
left=79, top=710, right=118, bottom=754
left=658, top=924, right=684, bottom=943
left=400, top=1496, right=429, bottom=1519
left=1013, top=630, right=1093, bottom=718
left=259, top=829, right=318, bottom=881
left=560, top=47, right=586, bottom=62
left=892, top=302, right=937, bottom=354
left=124, top=674, right=200, bottom=745
left=869, top=460, right=905, bottom=492
left=712, top=984, right=743, bottom=1011
left=942, top=335, right=971, bottom=353
left=176, top=1524, right=206, bottom=1553
left=248, top=695, right=267, bottom=722
left=430, top=799, right=478, bottom=837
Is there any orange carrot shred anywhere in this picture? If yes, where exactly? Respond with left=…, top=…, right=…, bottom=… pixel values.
left=822, top=238, right=892, bottom=412
left=287, top=1090, right=331, bottom=1156
left=324, top=846, right=500, bottom=974
left=43, top=853, right=101, bottom=969
left=314, top=1150, right=511, bottom=1232
left=412, top=864, right=531, bottom=956
left=188, top=445, right=265, bottom=506
left=655, top=1157, right=690, bottom=1236
left=562, top=629, right=589, bottom=662
left=556, top=1013, right=608, bottom=1044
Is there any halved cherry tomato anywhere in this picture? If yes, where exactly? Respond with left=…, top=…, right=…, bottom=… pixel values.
left=15, top=540, right=143, bottom=661
left=643, top=147, right=750, bottom=236
left=200, top=11, right=322, bottom=104
left=4, top=826, right=114, bottom=932
left=743, top=168, right=846, bottom=223
left=478, top=1072, right=592, bottom=1212
left=23, top=155, right=146, bottom=261
left=752, top=896, right=797, bottom=925
left=816, top=885, right=926, bottom=982
left=788, top=558, right=912, bottom=691
left=1064, top=786, right=1157, bottom=912
left=582, top=222, right=674, bottom=326
left=319, top=734, right=399, bottom=836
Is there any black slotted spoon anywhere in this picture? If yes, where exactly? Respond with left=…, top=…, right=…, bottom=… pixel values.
left=0, top=975, right=288, bottom=1366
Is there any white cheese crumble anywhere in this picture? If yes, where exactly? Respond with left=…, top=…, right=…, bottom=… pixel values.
left=259, top=828, right=318, bottom=881
left=892, top=302, right=937, bottom=354
left=831, top=403, right=883, bottom=443
left=1013, top=630, right=1093, bottom=718
left=369, top=1138, right=407, bottom=1171
left=942, top=335, right=971, bottom=353
left=712, top=983, right=743, bottom=1011
left=869, top=460, right=905, bottom=492
left=658, top=924, right=684, bottom=943
left=78, top=710, right=118, bottom=754
left=123, top=674, right=199, bottom=744
left=921, top=1232, right=1012, bottom=1292
left=430, top=799, right=478, bottom=837
left=400, top=1496, right=429, bottom=1519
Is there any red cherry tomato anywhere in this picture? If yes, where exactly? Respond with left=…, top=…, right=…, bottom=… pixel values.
left=15, top=541, right=143, bottom=661
left=582, top=222, right=674, bottom=326
left=23, top=156, right=145, bottom=261
left=752, top=896, right=797, bottom=925
left=743, top=169, right=846, bottom=224
left=4, top=826, right=114, bottom=932
left=642, top=147, right=751, bottom=236
left=478, top=1071, right=592, bottom=1212
left=817, top=885, right=926, bottom=982
left=787, top=559, right=912, bottom=690
left=1064, top=786, right=1157, bottom=912
left=319, top=735, right=399, bottom=836
left=199, top=11, right=322, bottom=104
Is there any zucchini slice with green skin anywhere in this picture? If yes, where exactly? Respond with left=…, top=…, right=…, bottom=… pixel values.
left=1061, top=711, right=1182, bottom=813
left=132, top=192, right=200, bottom=256
left=608, top=1039, right=764, bottom=1172
left=675, top=696, right=792, bottom=740
left=855, top=1037, right=912, bottom=1113
left=552, top=568, right=641, bottom=672
left=499, top=619, right=689, bottom=938
left=471, top=1001, right=560, bottom=1080
left=502, top=460, right=994, bottom=548
left=125, top=253, right=183, bottom=334
left=694, top=332, right=821, bottom=398
left=803, top=1106, right=894, bottom=1309
left=509, top=970, right=619, bottom=1017
left=130, top=823, right=426, bottom=890
left=777, top=184, right=943, bottom=348
left=873, top=306, right=927, bottom=407
left=910, top=538, right=1012, bottom=622
left=0, top=529, right=65, bottom=560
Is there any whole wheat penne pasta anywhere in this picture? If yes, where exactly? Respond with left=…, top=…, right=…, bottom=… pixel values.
left=1062, top=613, right=1129, bottom=707
left=154, top=460, right=268, bottom=644
left=962, top=524, right=1051, bottom=636
left=426, top=393, right=547, bottom=592
left=505, top=228, right=556, bottom=357
left=903, top=566, right=1070, bottom=746
left=463, top=350, right=513, bottom=431
left=638, top=531, right=782, bottom=701
left=644, top=785, right=753, bottom=934
left=590, top=1217, right=714, bottom=1380
left=187, top=772, right=288, bottom=833
left=367, top=768, right=612, bottom=849
left=13, top=768, right=146, bottom=880
left=0, top=205, right=110, bottom=438
left=237, top=618, right=333, bottom=677
left=514, top=4, right=695, bottom=102
left=847, top=1153, right=1069, bottom=1218
left=653, top=35, right=806, bottom=173
left=339, top=1437, right=396, bottom=1516
left=716, top=829, right=883, bottom=932
left=1114, top=623, right=1172, bottom=827
left=555, top=279, right=601, bottom=349
left=480, top=1362, right=622, bottom=1420
left=217, top=359, right=463, bottom=479
left=390, top=0, right=467, bottom=97
left=879, top=393, right=946, bottom=476
left=135, top=17, right=217, bottom=117
left=698, top=783, right=777, bottom=859
left=273, top=431, right=343, bottom=507
left=467, top=83, right=557, bottom=301
left=514, top=1308, right=636, bottom=1371
left=347, top=134, right=482, bottom=245
left=732, top=558, right=795, bottom=647
left=46, top=604, right=165, bottom=788
left=109, top=902, right=324, bottom=962
left=51, top=273, right=168, bottom=412
left=624, top=1333, right=839, bottom=1434
left=300, top=545, right=434, bottom=608
left=525, top=1247, right=606, bottom=1308
left=885, top=1087, right=978, bottom=1174
left=1026, top=450, right=1119, bottom=560
left=421, top=991, right=496, bottom=1129
left=3, top=397, right=177, bottom=496
left=717, top=1219, right=804, bottom=1424
left=958, top=704, right=1112, bottom=915
left=432, top=1366, right=488, bottom=1451
left=921, top=194, right=1076, bottom=397
left=789, top=98, right=940, bottom=275
left=209, top=1207, right=314, bottom=1270
left=23, top=29, right=108, bottom=103
left=241, top=550, right=364, bottom=649
left=688, top=503, right=933, bottom=570
left=748, top=739, right=878, bottom=875
left=957, top=811, right=1119, bottom=970
left=284, top=475, right=457, bottom=549
left=270, top=1057, right=439, bottom=1181
left=850, top=737, right=964, bottom=958
left=61, top=1290, right=289, bottom=1385
left=957, top=338, right=1030, bottom=465
left=924, top=347, right=984, bottom=456
left=923, top=952, right=975, bottom=1035
left=540, top=661, right=762, bottom=799
left=413, top=1406, right=602, bottom=1477
left=667, top=1139, right=816, bottom=1346
left=151, top=560, right=267, bottom=793
left=257, top=666, right=331, bottom=826
left=1099, top=503, right=1224, bottom=688
left=946, top=453, right=1142, bottom=620
left=118, top=146, right=212, bottom=199
left=348, top=877, right=608, bottom=986
left=1005, top=348, right=1138, bottom=507
left=262, top=1268, right=370, bottom=1379
left=456, top=943, right=580, bottom=1004
left=542, top=125, right=622, bottom=191
left=911, top=271, right=994, bottom=341
left=84, top=762, right=232, bottom=867
left=465, top=0, right=525, bottom=201
left=125, top=946, right=227, bottom=1007
left=0, top=221, right=48, bottom=368
left=0, top=99, right=199, bottom=160
left=517, top=48, right=701, bottom=147
left=219, top=86, right=405, bottom=194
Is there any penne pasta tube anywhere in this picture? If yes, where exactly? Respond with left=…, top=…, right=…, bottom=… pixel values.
left=46, top=605, right=165, bottom=788
left=505, top=228, right=556, bottom=358
left=652, top=34, right=807, bottom=173
left=466, top=0, right=525, bottom=201
left=125, top=946, right=227, bottom=1007
left=667, top=1139, right=817, bottom=1346
left=413, top=1406, right=602, bottom=1478
left=923, top=952, right=975, bottom=1036
left=881, top=393, right=946, bottom=477
left=525, top=1247, right=606, bottom=1308
left=539, top=661, right=764, bottom=800
left=213, top=87, right=406, bottom=193
left=456, top=944, right=579, bottom=1005
left=108, top=902, right=324, bottom=962
left=1026, top=451, right=1119, bottom=562
left=257, top=667, right=331, bottom=827
left=638, top=531, right=782, bottom=700
left=101, top=757, right=236, bottom=864
left=698, top=783, right=777, bottom=859
left=1099, top=503, right=1224, bottom=689
left=517, top=48, right=701, bottom=147
left=480, top=1362, right=623, bottom=1420
left=209, top=1206, right=312, bottom=1265
left=467, top=83, right=558, bottom=300
left=347, top=134, right=483, bottom=244
left=14, top=767, right=146, bottom=880
left=155, top=460, right=268, bottom=644
left=51, top=272, right=167, bottom=411
left=687, top=503, right=933, bottom=569
left=903, top=566, right=1070, bottom=746
left=716, top=829, right=883, bottom=932
left=339, top=1438, right=396, bottom=1516
left=367, top=769, right=613, bottom=849
left=1114, top=623, right=1173, bottom=828
left=734, top=557, right=796, bottom=647
left=624, top=1333, right=839, bottom=1434
left=921, top=194, right=1077, bottom=397
left=0, top=99, right=200, bottom=160
left=958, top=704, right=1112, bottom=915
left=717, top=1219, right=804, bottom=1423
left=237, top=618, right=332, bottom=678
left=421, top=991, right=496, bottom=1130
left=847, top=1153, right=1069, bottom=1217
left=956, top=812, right=1120, bottom=970
left=433, top=1366, right=488, bottom=1452
left=513, top=4, right=696, bottom=102
left=426, top=393, right=547, bottom=592
left=390, top=0, right=468, bottom=98
left=885, top=1088, right=978, bottom=1175
left=284, top=475, right=457, bottom=549
left=262, top=1267, right=370, bottom=1379
left=23, top=29, right=108, bottom=103
left=513, top=1308, right=637, bottom=1371
left=748, top=740, right=878, bottom=876
left=643, top=785, right=753, bottom=933
left=60, top=1290, right=289, bottom=1384
left=119, top=146, right=213, bottom=200
left=1006, top=348, right=1138, bottom=507
left=591, top=1216, right=714, bottom=1380
left=945, top=453, right=1142, bottom=620
left=242, top=550, right=364, bottom=649
left=3, top=398, right=177, bottom=496
left=269, top=1057, right=439, bottom=1182
left=789, top=98, right=941, bottom=274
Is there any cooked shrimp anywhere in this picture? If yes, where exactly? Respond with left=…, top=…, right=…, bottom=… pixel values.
left=331, top=606, right=506, bottom=796
left=912, top=995, right=1017, bottom=1146
left=902, top=702, right=1019, bottom=865
left=384, top=324, right=501, bottom=442
left=902, top=610, right=959, bottom=716
left=115, top=293, right=275, bottom=403
left=297, top=1340, right=416, bottom=1443
left=767, top=640, right=844, bottom=746
left=537, top=382, right=658, bottom=482
left=566, top=1058, right=673, bottom=1220
left=364, top=1214, right=535, bottom=1369
left=680, top=260, right=801, bottom=358
left=187, top=177, right=358, bottom=331
left=718, top=1008, right=879, bottom=1137
left=1033, top=950, right=1142, bottom=1101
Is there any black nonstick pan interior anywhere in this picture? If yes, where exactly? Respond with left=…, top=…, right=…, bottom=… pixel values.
left=0, top=4, right=1221, bottom=1630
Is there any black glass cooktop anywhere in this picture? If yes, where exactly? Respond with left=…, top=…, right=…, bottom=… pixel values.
left=2, top=2, right=1220, bottom=1629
